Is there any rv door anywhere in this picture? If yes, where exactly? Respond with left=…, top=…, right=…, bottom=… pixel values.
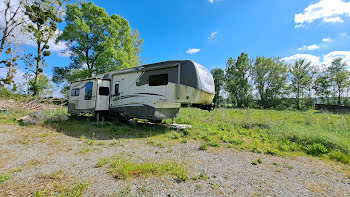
left=111, top=75, right=123, bottom=107
left=96, top=79, right=110, bottom=111
left=79, top=80, right=97, bottom=112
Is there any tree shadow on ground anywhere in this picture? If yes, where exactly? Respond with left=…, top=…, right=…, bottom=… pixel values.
left=45, top=116, right=176, bottom=140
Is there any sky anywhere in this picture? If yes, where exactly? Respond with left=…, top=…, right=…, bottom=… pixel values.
left=1, top=0, right=350, bottom=96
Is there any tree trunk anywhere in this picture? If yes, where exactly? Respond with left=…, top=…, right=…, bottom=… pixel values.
left=33, top=44, right=42, bottom=96
left=338, top=90, right=341, bottom=106
left=296, top=87, right=300, bottom=110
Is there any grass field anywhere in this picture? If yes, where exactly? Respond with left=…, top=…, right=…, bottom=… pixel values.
left=1, top=107, right=349, bottom=164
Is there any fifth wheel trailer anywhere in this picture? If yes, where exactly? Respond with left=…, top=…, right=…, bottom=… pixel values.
left=68, top=60, right=215, bottom=122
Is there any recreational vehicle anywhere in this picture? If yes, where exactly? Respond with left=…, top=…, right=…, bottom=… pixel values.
left=68, top=60, right=215, bottom=122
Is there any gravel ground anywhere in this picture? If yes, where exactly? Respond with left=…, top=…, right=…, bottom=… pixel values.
left=0, top=124, right=349, bottom=196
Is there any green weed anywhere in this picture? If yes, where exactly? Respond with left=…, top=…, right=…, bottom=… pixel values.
left=109, top=157, right=188, bottom=182
left=96, top=157, right=110, bottom=168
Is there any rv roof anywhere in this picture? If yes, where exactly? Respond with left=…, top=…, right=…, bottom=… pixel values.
left=72, top=60, right=194, bottom=82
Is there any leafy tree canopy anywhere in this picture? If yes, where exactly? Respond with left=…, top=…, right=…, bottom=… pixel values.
left=53, top=1, right=143, bottom=86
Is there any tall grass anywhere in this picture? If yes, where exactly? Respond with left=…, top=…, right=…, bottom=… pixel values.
left=168, top=108, right=350, bottom=163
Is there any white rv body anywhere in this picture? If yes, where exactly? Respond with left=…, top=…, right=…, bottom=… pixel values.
left=68, top=60, right=215, bottom=121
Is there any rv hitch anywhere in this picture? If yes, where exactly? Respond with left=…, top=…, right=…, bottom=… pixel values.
left=192, top=103, right=215, bottom=112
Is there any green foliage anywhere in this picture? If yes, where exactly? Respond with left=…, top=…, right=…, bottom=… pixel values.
left=289, top=59, right=312, bottom=110
left=53, top=1, right=143, bottom=86
left=24, top=0, right=66, bottom=96
left=28, top=74, right=52, bottom=96
left=192, top=173, right=209, bottom=181
left=225, top=53, right=253, bottom=108
left=109, top=157, right=187, bottom=182
left=34, top=182, right=89, bottom=197
left=251, top=160, right=258, bottom=165
left=305, top=143, right=328, bottom=156
left=0, top=174, right=12, bottom=183
left=328, top=58, right=349, bottom=106
left=0, top=87, right=32, bottom=101
left=199, top=143, right=208, bottom=150
left=96, top=157, right=110, bottom=167
left=211, top=67, right=225, bottom=106
left=251, top=57, right=288, bottom=108
left=329, top=151, right=350, bottom=164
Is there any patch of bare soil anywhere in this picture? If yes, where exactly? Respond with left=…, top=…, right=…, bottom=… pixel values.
left=0, top=124, right=349, bottom=196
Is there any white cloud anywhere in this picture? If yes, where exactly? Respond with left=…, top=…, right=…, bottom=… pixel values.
left=22, top=29, right=70, bottom=57
left=283, top=54, right=321, bottom=65
left=186, top=48, right=200, bottom=54
left=323, top=16, right=344, bottom=23
left=322, top=37, right=333, bottom=42
left=283, top=51, right=350, bottom=68
left=295, top=0, right=350, bottom=25
left=208, top=31, right=217, bottom=40
left=323, top=51, right=350, bottom=65
left=298, top=44, right=320, bottom=51
left=208, top=0, right=215, bottom=3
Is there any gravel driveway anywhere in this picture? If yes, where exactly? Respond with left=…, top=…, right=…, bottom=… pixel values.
left=0, top=124, right=349, bottom=196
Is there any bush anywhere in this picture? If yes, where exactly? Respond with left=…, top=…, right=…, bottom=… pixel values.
left=199, top=144, right=208, bottom=151
left=329, top=151, right=350, bottom=164
left=305, top=143, right=328, bottom=156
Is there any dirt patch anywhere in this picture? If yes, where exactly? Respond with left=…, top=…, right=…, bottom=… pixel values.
left=0, top=124, right=349, bottom=196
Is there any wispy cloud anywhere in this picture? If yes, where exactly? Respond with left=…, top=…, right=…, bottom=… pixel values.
left=208, top=32, right=218, bottom=40
left=186, top=48, right=200, bottom=54
left=208, top=0, right=215, bottom=4
left=297, top=37, right=335, bottom=51
left=322, top=38, right=333, bottom=42
left=298, top=44, right=320, bottom=51
left=295, top=0, right=350, bottom=26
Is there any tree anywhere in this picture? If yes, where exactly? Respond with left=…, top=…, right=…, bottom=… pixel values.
left=251, top=57, right=287, bottom=108
left=23, top=0, right=66, bottom=96
left=53, top=1, right=143, bottom=87
left=313, top=74, right=331, bottom=104
left=289, top=59, right=311, bottom=110
left=225, top=52, right=252, bottom=108
left=22, top=53, right=51, bottom=95
left=0, top=42, right=20, bottom=87
left=328, top=57, right=349, bottom=106
left=210, top=68, right=225, bottom=106
left=0, top=0, right=24, bottom=57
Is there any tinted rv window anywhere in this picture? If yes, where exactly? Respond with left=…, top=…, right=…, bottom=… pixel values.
left=71, top=88, right=79, bottom=96
left=99, top=87, right=109, bottom=96
left=149, top=74, right=168, bottom=86
left=115, top=84, right=119, bottom=96
left=84, top=82, right=93, bottom=100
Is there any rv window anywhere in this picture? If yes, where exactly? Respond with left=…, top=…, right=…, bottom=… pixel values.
left=99, top=87, right=109, bottom=96
left=149, top=74, right=168, bottom=86
left=115, top=84, right=119, bottom=96
left=84, top=82, right=93, bottom=100
left=71, top=88, right=80, bottom=96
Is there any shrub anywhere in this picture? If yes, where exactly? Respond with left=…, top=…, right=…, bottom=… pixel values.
left=199, top=144, right=208, bottom=151
left=96, top=157, right=110, bottom=168
left=251, top=160, right=258, bottom=165
left=266, top=149, right=279, bottom=155
left=207, top=142, right=220, bottom=147
left=329, top=151, right=350, bottom=164
left=305, top=143, right=328, bottom=156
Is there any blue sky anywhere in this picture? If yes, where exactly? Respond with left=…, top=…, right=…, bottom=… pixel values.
left=1, top=0, right=350, bottom=95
